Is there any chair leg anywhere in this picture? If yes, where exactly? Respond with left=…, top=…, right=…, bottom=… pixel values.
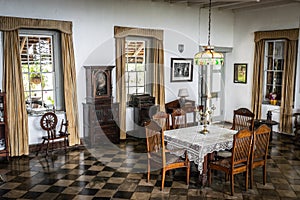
left=208, top=167, right=212, bottom=186
left=225, top=173, right=229, bottom=181
left=64, top=137, right=68, bottom=152
left=250, top=167, right=253, bottom=189
left=245, top=170, right=249, bottom=191
left=147, top=161, right=151, bottom=182
left=46, top=140, right=50, bottom=156
left=36, top=139, right=46, bottom=156
left=263, top=164, right=267, bottom=185
left=186, top=163, right=190, bottom=184
left=230, top=174, right=234, bottom=196
left=161, top=169, right=166, bottom=190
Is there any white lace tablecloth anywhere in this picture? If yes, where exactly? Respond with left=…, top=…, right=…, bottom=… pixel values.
left=164, top=125, right=237, bottom=173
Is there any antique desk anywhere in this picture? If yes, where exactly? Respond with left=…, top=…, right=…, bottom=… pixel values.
left=164, top=125, right=237, bottom=186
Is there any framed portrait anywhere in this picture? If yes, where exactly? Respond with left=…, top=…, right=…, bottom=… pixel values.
left=234, top=63, right=247, bottom=84
left=170, top=58, right=193, bottom=82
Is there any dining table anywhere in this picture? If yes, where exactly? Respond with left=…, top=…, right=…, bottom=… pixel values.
left=164, top=124, right=237, bottom=186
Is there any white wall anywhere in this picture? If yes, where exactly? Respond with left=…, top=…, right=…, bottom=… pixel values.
left=0, top=0, right=235, bottom=135
left=225, top=4, right=300, bottom=124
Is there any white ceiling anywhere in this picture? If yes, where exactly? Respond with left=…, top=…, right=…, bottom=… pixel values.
left=149, top=0, right=300, bottom=11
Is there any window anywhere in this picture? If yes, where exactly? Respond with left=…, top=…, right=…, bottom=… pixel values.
left=263, top=39, right=285, bottom=105
left=125, top=37, right=152, bottom=102
left=19, top=30, right=64, bottom=112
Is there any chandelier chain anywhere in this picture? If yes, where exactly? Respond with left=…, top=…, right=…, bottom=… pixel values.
left=208, top=0, right=211, bottom=46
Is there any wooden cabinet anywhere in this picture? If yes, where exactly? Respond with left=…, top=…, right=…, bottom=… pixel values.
left=0, top=92, right=9, bottom=159
left=83, top=66, right=120, bottom=146
left=83, top=102, right=119, bottom=145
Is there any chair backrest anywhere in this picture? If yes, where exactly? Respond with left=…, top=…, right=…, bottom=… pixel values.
left=171, top=109, right=187, bottom=129
left=231, top=128, right=253, bottom=167
left=59, top=119, right=69, bottom=136
left=252, top=124, right=271, bottom=161
left=144, top=120, right=166, bottom=166
left=232, top=108, right=255, bottom=131
left=152, top=111, right=169, bottom=131
left=144, top=120, right=163, bottom=154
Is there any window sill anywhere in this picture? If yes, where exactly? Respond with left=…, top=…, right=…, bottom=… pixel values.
left=262, top=101, right=280, bottom=107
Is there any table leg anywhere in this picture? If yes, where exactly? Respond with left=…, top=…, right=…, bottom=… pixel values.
left=198, top=152, right=215, bottom=186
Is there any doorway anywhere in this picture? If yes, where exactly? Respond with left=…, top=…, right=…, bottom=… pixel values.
left=198, top=48, right=230, bottom=123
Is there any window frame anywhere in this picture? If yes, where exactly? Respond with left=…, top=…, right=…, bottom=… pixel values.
left=19, top=29, right=64, bottom=111
left=125, top=36, right=153, bottom=102
left=263, top=39, right=286, bottom=105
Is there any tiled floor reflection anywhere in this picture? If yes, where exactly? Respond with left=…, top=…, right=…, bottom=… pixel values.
left=0, top=131, right=300, bottom=199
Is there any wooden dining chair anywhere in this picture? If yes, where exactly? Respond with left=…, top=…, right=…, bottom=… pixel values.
left=250, top=124, right=271, bottom=189
left=144, top=120, right=190, bottom=190
left=208, top=128, right=253, bottom=196
left=232, top=108, right=255, bottom=131
left=152, top=111, right=170, bottom=131
left=217, top=108, right=255, bottom=159
left=171, top=108, right=187, bottom=129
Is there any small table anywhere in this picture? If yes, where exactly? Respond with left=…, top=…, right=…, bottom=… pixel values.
left=254, top=119, right=278, bottom=141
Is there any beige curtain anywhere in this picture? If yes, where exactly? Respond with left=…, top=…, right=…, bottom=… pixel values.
left=61, top=33, right=80, bottom=145
left=0, top=16, right=80, bottom=154
left=3, top=30, right=29, bottom=156
left=251, top=40, right=265, bottom=119
left=114, top=26, right=165, bottom=139
left=280, top=40, right=298, bottom=133
left=252, top=28, right=299, bottom=133
left=115, top=37, right=127, bottom=140
left=153, top=39, right=165, bottom=112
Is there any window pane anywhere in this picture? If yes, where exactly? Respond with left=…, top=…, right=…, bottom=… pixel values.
left=43, top=90, right=54, bottom=106
left=30, top=81, right=42, bottom=91
left=23, top=74, right=30, bottom=91
left=137, top=87, right=144, bottom=93
left=127, top=63, right=135, bottom=71
left=137, top=72, right=144, bottom=86
left=42, top=73, right=53, bottom=90
left=129, top=87, right=136, bottom=94
left=128, top=72, right=137, bottom=87
left=40, top=37, right=52, bottom=54
left=22, top=65, right=29, bottom=73
left=136, top=64, right=145, bottom=71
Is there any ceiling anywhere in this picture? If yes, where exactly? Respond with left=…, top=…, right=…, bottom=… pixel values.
left=149, top=0, right=300, bottom=11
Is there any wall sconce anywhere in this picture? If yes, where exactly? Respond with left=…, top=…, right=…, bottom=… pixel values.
left=178, top=44, right=184, bottom=53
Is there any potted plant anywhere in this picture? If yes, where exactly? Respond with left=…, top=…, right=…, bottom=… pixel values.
left=30, top=74, right=41, bottom=84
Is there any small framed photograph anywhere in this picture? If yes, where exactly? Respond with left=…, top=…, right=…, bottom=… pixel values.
left=170, top=58, right=193, bottom=82
left=234, top=63, right=247, bottom=84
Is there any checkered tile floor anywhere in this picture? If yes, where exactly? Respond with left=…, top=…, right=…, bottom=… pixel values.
left=0, top=131, right=300, bottom=199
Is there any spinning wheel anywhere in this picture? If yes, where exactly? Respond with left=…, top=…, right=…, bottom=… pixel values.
left=40, top=112, right=58, bottom=131
left=36, top=112, right=69, bottom=156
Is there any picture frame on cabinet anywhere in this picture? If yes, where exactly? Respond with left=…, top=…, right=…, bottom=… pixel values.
left=170, top=58, right=193, bottom=82
left=234, top=63, right=247, bottom=84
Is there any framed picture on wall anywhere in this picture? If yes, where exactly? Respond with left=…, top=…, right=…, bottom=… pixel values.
left=234, top=63, right=247, bottom=84
left=170, top=58, right=193, bottom=82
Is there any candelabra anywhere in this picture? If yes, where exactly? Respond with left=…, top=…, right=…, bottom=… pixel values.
left=195, top=105, right=216, bottom=134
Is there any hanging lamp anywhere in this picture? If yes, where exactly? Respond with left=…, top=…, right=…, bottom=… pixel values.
left=194, top=0, right=224, bottom=66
